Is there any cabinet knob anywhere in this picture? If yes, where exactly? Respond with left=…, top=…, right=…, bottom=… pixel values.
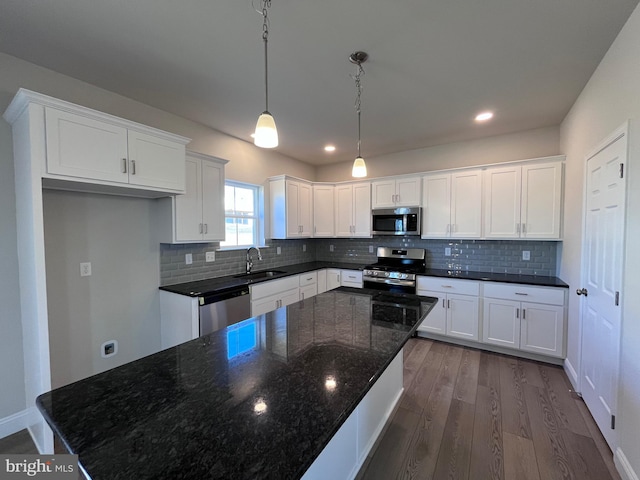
left=576, top=288, right=588, bottom=296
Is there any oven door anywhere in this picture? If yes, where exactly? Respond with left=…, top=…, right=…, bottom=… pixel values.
left=363, top=277, right=416, bottom=294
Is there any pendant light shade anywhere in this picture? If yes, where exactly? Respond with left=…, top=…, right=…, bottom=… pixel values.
left=254, top=111, right=278, bottom=148
left=254, top=0, right=278, bottom=149
left=352, top=156, right=367, bottom=178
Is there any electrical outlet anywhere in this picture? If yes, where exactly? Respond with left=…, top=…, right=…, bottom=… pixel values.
left=101, top=340, right=118, bottom=358
left=522, top=250, right=531, bottom=261
left=445, top=248, right=452, bottom=257
left=369, top=245, right=374, bottom=253
left=205, top=251, right=216, bottom=262
left=185, top=253, right=193, bottom=265
left=276, top=246, right=281, bottom=255
left=303, top=244, right=306, bottom=252
left=80, top=262, right=92, bottom=277
left=330, top=245, right=334, bottom=252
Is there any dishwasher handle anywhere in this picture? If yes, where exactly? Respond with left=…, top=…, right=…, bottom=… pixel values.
left=199, top=286, right=250, bottom=306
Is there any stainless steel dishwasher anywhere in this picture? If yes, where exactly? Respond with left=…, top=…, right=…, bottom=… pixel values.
left=198, top=286, right=251, bottom=336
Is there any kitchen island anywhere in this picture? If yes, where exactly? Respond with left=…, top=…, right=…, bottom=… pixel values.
left=36, top=287, right=437, bottom=479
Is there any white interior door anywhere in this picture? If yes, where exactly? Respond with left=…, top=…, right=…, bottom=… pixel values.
left=580, top=125, right=627, bottom=451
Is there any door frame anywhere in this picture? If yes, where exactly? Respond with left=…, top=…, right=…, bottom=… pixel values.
left=577, top=120, right=628, bottom=441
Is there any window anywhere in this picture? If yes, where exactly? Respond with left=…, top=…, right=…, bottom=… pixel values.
left=221, top=181, right=260, bottom=248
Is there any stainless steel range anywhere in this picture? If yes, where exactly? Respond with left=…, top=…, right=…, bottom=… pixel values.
left=363, top=247, right=426, bottom=294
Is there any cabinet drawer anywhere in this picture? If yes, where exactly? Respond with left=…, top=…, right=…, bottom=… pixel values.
left=299, top=271, right=318, bottom=287
left=341, top=270, right=363, bottom=287
left=483, top=283, right=565, bottom=306
left=249, top=276, right=299, bottom=300
left=417, top=276, right=480, bottom=296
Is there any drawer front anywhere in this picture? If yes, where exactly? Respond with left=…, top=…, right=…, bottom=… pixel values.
left=299, top=271, right=318, bottom=287
left=483, top=283, right=565, bottom=306
left=417, top=276, right=480, bottom=296
left=250, top=275, right=300, bottom=300
left=341, top=270, right=363, bottom=287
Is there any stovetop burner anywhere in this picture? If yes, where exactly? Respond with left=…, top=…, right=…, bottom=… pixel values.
left=364, top=247, right=426, bottom=274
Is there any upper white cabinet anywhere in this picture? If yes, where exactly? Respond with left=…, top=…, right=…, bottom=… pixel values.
left=269, top=176, right=313, bottom=239
left=33, top=93, right=190, bottom=195
left=335, top=182, right=371, bottom=237
left=371, top=177, right=421, bottom=208
left=313, top=184, right=335, bottom=237
left=422, top=169, right=482, bottom=238
left=484, top=159, right=563, bottom=239
left=157, top=152, right=226, bottom=243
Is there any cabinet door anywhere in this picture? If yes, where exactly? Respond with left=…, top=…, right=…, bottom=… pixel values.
left=422, top=173, right=451, bottom=238
left=447, top=294, right=479, bottom=341
left=335, top=185, right=354, bottom=237
left=371, top=180, right=396, bottom=208
left=313, top=185, right=335, bottom=237
left=298, top=182, right=313, bottom=237
left=175, top=156, right=203, bottom=241
left=482, top=298, right=520, bottom=348
left=45, top=107, right=129, bottom=183
left=395, top=178, right=421, bottom=206
left=451, top=169, right=482, bottom=238
left=316, top=269, right=328, bottom=294
left=416, top=290, right=447, bottom=334
left=299, top=284, right=317, bottom=300
left=521, top=162, right=562, bottom=239
left=520, top=302, right=564, bottom=357
left=326, top=269, right=342, bottom=290
left=127, top=130, right=185, bottom=191
left=280, top=288, right=301, bottom=308
left=484, top=165, right=521, bottom=238
left=251, top=295, right=280, bottom=316
left=286, top=181, right=301, bottom=237
left=201, top=160, right=225, bottom=241
left=352, top=183, right=372, bottom=237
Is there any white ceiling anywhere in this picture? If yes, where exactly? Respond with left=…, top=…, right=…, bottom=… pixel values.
left=1, top=0, right=638, bottom=166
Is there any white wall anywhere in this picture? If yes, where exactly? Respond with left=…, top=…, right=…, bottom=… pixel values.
left=0, top=52, right=316, bottom=423
left=560, top=3, right=640, bottom=477
left=316, top=126, right=560, bottom=181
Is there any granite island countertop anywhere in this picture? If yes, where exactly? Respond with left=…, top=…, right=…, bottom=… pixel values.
left=36, top=287, right=437, bottom=480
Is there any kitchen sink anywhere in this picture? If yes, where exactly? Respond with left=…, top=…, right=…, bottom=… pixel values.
left=234, top=270, right=286, bottom=279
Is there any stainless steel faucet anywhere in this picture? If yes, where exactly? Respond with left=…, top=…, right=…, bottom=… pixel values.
left=246, top=246, right=262, bottom=274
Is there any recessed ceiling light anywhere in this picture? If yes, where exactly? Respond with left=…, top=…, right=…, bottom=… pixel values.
left=475, top=111, right=494, bottom=122
left=324, top=145, right=336, bottom=152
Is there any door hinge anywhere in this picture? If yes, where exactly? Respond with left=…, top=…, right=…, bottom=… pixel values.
left=615, top=291, right=620, bottom=306
left=620, top=163, right=624, bottom=178
left=611, top=415, right=616, bottom=430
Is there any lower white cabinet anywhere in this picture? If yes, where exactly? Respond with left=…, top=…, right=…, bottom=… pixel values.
left=482, top=283, right=565, bottom=358
left=326, top=269, right=342, bottom=290
left=417, top=277, right=480, bottom=341
left=250, top=276, right=300, bottom=316
left=341, top=269, right=363, bottom=288
left=299, top=271, right=318, bottom=300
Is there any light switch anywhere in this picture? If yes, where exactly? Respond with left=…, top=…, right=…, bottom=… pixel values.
left=276, top=246, right=281, bottom=255
left=80, top=262, right=92, bottom=277
left=445, top=248, right=451, bottom=257
left=522, top=251, right=531, bottom=261
left=185, top=253, right=193, bottom=265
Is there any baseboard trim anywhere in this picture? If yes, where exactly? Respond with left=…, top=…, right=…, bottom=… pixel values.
left=563, top=358, right=579, bottom=391
left=0, top=409, right=29, bottom=439
left=615, top=447, right=639, bottom=480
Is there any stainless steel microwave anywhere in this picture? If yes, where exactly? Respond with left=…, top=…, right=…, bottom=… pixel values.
left=371, top=207, right=421, bottom=236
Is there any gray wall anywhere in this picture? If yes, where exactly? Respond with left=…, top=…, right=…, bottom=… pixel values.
left=559, top=2, right=640, bottom=473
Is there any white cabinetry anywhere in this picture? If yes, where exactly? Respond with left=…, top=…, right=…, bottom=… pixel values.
left=417, top=277, right=480, bottom=340
left=484, top=159, right=563, bottom=239
left=313, top=184, right=335, bottom=237
left=341, top=270, right=363, bottom=288
left=421, top=169, right=482, bottom=238
left=250, top=276, right=300, bottom=316
left=269, top=176, right=313, bottom=239
left=299, top=271, right=318, bottom=300
left=482, top=283, right=565, bottom=357
left=43, top=101, right=188, bottom=194
left=371, top=177, right=421, bottom=208
left=158, top=152, right=226, bottom=243
left=326, top=269, right=342, bottom=291
left=335, top=182, right=371, bottom=237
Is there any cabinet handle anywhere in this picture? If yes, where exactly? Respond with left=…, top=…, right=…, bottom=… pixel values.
left=522, top=309, right=526, bottom=319
left=516, top=223, right=520, bottom=234
left=447, top=299, right=450, bottom=309
left=130, top=159, right=136, bottom=175
left=122, top=158, right=127, bottom=173
left=199, top=223, right=203, bottom=234
left=442, top=299, right=446, bottom=308
left=516, top=308, right=519, bottom=319
left=446, top=224, right=450, bottom=234
left=441, top=285, right=452, bottom=288
left=522, top=223, right=526, bottom=234
left=515, top=292, right=528, bottom=296
left=204, top=224, right=208, bottom=234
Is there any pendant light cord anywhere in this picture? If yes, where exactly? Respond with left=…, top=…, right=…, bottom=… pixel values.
left=353, top=63, right=364, bottom=157
left=261, top=0, right=271, bottom=112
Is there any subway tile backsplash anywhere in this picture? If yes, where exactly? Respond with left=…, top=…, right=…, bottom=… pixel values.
left=160, top=237, right=558, bottom=286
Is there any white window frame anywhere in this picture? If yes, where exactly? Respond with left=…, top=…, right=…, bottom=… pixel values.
left=220, top=180, right=263, bottom=249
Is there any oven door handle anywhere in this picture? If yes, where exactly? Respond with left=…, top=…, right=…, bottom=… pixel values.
left=363, top=277, right=416, bottom=287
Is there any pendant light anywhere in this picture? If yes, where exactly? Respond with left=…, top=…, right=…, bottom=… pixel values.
left=254, top=0, right=278, bottom=148
left=350, top=51, right=368, bottom=178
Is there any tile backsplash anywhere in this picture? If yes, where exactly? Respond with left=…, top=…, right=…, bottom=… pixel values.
left=160, top=237, right=558, bottom=286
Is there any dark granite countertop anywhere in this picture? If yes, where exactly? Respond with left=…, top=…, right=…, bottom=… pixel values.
left=422, top=269, right=569, bottom=288
left=160, top=261, right=369, bottom=297
left=37, top=287, right=437, bottom=480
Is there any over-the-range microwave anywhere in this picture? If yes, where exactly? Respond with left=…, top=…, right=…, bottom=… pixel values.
left=371, top=207, right=421, bottom=236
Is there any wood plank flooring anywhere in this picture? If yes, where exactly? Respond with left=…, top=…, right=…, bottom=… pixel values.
left=357, top=338, right=620, bottom=480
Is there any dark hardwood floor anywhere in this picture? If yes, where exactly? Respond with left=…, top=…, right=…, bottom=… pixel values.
left=0, top=429, right=38, bottom=454
left=357, top=338, right=621, bottom=480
